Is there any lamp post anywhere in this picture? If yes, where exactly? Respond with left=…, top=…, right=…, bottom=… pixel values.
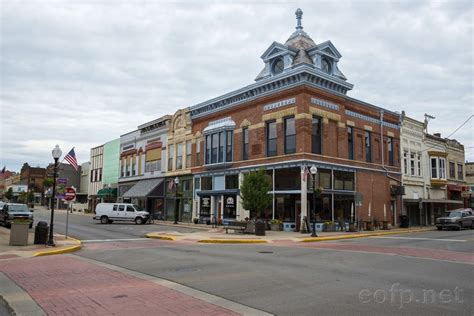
left=174, top=177, right=179, bottom=224
left=48, top=144, right=62, bottom=247
left=310, top=164, right=318, bottom=237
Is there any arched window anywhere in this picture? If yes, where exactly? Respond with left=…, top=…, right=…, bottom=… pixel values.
left=272, top=58, right=284, bottom=75
left=321, top=58, right=331, bottom=74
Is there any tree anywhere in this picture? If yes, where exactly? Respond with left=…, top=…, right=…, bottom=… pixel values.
left=240, top=169, right=272, bottom=219
left=43, top=178, right=53, bottom=188
left=5, top=187, right=13, bottom=201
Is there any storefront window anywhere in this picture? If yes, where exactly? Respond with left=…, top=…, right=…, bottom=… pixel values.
left=318, top=169, right=331, bottom=189
left=201, top=177, right=212, bottom=190
left=223, top=195, right=236, bottom=219
left=200, top=196, right=211, bottom=218
left=334, top=171, right=354, bottom=191
left=333, top=195, right=354, bottom=222
left=225, top=174, right=239, bottom=189
left=275, top=168, right=300, bottom=190
left=275, top=195, right=296, bottom=221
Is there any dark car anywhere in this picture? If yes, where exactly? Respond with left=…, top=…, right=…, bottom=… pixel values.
left=436, top=208, right=474, bottom=231
left=0, top=203, right=34, bottom=229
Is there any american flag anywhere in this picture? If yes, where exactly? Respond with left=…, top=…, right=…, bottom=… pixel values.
left=168, top=179, right=175, bottom=192
left=303, top=165, right=309, bottom=182
left=64, top=148, right=78, bottom=171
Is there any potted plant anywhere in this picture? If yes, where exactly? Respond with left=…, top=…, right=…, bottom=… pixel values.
left=323, top=221, right=336, bottom=232
left=193, top=218, right=199, bottom=224
left=9, top=218, right=32, bottom=246
left=270, top=219, right=283, bottom=231
left=349, top=222, right=357, bottom=232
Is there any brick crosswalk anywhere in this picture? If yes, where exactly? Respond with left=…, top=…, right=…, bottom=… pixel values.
left=0, top=256, right=239, bottom=315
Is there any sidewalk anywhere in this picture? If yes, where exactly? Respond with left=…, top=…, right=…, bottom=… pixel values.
left=146, top=225, right=436, bottom=243
left=0, top=226, right=81, bottom=260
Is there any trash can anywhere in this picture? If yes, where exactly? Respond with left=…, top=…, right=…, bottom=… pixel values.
left=255, top=221, right=266, bottom=236
left=400, top=215, right=409, bottom=228
left=34, top=221, right=49, bottom=245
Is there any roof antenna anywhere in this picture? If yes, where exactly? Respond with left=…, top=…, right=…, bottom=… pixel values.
left=295, top=8, right=303, bottom=31
left=424, top=113, right=435, bottom=133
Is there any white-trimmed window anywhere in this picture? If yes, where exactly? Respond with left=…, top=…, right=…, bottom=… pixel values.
left=417, top=154, right=422, bottom=176
left=430, top=157, right=446, bottom=180
left=403, top=151, right=408, bottom=175
left=410, top=152, right=416, bottom=176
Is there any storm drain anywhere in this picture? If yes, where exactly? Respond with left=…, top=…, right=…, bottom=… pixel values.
left=258, top=251, right=274, bottom=254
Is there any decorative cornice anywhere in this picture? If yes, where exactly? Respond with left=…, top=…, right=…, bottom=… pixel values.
left=263, top=98, right=296, bottom=111
left=311, top=97, right=339, bottom=111
left=190, top=66, right=353, bottom=119
left=345, top=109, right=400, bottom=130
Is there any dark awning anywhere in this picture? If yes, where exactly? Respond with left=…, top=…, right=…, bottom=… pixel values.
left=122, top=178, right=163, bottom=198
left=404, top=198, right=464, bottom=204
left=97, top=188, right=117, bottom=198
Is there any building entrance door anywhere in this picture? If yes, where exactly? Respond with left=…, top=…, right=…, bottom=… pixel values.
left=295, top=199, right=301, bottom=232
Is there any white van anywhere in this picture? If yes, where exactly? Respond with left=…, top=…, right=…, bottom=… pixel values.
left=93, top=203, right=150, bottom=225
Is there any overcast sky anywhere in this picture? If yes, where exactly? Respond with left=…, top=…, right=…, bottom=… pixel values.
left=1, top=0, right=473, bottom=172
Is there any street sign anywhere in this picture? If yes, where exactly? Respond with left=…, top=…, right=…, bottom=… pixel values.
left=64, top=187, right=76, bottom=201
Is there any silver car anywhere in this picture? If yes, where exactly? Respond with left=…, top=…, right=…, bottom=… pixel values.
left=436, top=208, right=474, bottom=231
left=0, top=203, right=34, bottom=229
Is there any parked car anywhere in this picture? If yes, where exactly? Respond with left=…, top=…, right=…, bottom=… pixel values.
left=0, top=203, right=34, bottom=229
left=93, top=203, right=150, bottom=225
left=435, top=208, right=474, bottom=231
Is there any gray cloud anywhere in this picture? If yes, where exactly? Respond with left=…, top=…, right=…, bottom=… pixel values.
left=1, top=0, right=472, bottom=171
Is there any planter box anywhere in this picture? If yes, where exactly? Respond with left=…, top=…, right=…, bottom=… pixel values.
left=270, top=224, right=283, bottom=231
left=9, top=222, right=30, bottom=246
left=323, top=224, right=336, bottom=232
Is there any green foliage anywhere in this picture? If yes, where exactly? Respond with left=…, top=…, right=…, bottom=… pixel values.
left=270, top=219, right=282, bottom=225
left=43, top=178, right=54, bottom=188
left=18, top=192, right=28, bottom=203
left=5, top=188, right=13, bottom=201
left=27, top=190, right=34, bottom=203
left=240, top=169, right=272, bottom=219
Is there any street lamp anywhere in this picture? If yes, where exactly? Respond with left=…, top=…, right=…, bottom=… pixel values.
left=48, top=144, right=62, bottom=247
left=310, top=164, right=318, bottom=237
left=174, top=177, right=179, bottom=224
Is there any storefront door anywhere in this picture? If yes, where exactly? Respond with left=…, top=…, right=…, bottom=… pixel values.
left=295, top=199, right=301, bottom=232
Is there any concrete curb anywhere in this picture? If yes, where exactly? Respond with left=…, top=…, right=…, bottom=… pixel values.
left=301, top=228, right=435, bottom=242
left=145, top=233, right=176, bottom=241
left=198, top=239, right=268, bottom=244
left=33, top=237, right=82, bottom=257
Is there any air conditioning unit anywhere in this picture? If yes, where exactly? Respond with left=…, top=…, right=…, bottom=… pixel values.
left=390, top=185, right=405, bottom=195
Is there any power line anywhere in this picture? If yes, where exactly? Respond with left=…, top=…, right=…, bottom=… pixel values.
left=446, top=115, right=473, bottom=139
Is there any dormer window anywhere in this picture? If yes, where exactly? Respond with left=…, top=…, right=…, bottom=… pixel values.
left=272, top=58, right=284, bottom=75
left=321, top=58, right=331, bottom=74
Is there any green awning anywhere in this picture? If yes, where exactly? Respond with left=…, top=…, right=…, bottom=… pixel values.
left=97, top=188, right=117, bottom=198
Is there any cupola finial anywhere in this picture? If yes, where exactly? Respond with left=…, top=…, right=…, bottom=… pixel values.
left=295, top=8, right=303, bottom=30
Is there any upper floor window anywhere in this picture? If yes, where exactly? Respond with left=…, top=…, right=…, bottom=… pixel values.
left=417, top=155, right=422, bottom=176
left=431, top=157, right=446, bottom=180
left=266, top=120, right=277, bottom=157
left=403, top=151, right=408, bottom=174
left=457, top=164, right=463, bottom=180
left=168, top=144, right=174, bottom=171
left=410, top=152, right=416, bottom=176
left=196, top=138, right=201, bottom=166
left=242, top=127, right=249, bottom=160
left=211, top=133, right=218, bottom=163
left=186, top=141, right=192, bottom=168
left=312, top=116, right=322, bottom=154
left=176, top=143, right=183, bottom=169
left=206, top=135, right=211, bottom=164
left=449, top=162, right=455, bottom=178
left=321, top=58, right=331, bottom=74
left=347, top=126, right=354, bottom=160
left=284, top=116, right=296, bottom=154
left=365, top=131, right=372, bottom=163
left=388, top=137, right=394, bottom=166
left=226, top=131, right=233, bottom=162
left=205, top=130, right=234, bottom=164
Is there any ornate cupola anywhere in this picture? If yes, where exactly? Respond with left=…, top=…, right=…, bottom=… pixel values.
left=255, top=9, right=351, bottom=94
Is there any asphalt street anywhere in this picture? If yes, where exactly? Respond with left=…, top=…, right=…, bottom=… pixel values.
left=32, top=207, right=200, bottom=240
left=75, top=230, right=473, bottom=316
left=29, top=207, right=474, bottom=315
